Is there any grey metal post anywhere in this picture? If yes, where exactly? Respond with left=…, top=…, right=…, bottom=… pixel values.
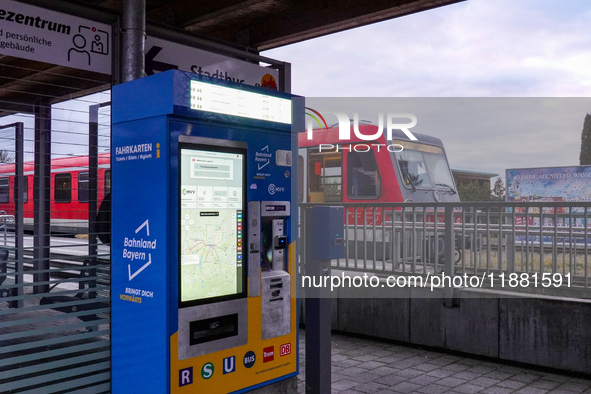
left=280, top=62, right=291, bottom=93
left=89, top=105, right=99, bottom=262
left=87, top=104, right=100, bottom=300
left=33, top=102, right=51, bottom=295
left=443, top=205, right=456, bottom=308
left=0, top=123, right=24, bottom=307
left=507, top=235, right=515, bottom=274
left=14, top=123, right=24, bottom=308
left=122, top=0, right=146, bottom=82
left=304, top=207, right=331, bottom=394
left=444, top=205, right=454, bottom=276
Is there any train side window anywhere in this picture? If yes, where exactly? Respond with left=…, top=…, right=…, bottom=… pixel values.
left=347, top=150, right=381, bottom=199
left=307, top=149, right=342, bottom=202
left=78, top=172, right=89, bottom=202
left=104, top=170, right=111, bottom=192
left=0, top=178, right=8, bottom=203
left=55, top=173, right=72, bottom=203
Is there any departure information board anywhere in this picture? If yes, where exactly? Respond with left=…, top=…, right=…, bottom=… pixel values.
left=190, top=80, right=291, bottom=124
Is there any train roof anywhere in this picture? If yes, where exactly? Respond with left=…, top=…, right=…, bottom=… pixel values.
left=0, top=152, right=111, bottom=174
left=298, top=123, right=445, bottom=148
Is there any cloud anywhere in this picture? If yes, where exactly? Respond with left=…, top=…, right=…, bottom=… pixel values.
left=263, top=0, right=591, bottom=97
left=305, top=97, right=591, bottom=182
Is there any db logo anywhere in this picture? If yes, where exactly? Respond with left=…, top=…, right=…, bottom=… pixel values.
left=280, top=343, right=291, bottom=356
left=263, top=346, right=274, bottom=363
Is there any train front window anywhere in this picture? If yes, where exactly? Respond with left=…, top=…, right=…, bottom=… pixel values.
left=393, top=140, right=455, bottom=191
left=347, top=150, right=381, bottom=199
left=55, top=173, right=72, bottom=203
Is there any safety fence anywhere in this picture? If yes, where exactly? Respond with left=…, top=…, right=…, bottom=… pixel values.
left=0, top=63, right=112, bottom=393
left=300, top=201, right=591, bottom=297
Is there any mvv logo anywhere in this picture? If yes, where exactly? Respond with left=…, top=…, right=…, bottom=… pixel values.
left=305, top=107, right=418, bottom=142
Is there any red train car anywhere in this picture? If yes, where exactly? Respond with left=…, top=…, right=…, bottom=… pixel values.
left=298, top=121, right=465, bottom=262
left=0, top=153, right=111, bottom=234
left=298, top=122, right=460, bottom=206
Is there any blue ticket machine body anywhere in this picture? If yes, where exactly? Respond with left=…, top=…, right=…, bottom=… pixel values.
left=111, top=70, right=302, bottom=393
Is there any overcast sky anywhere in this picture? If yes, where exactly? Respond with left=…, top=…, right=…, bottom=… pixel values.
left=2, top=0, right=590, bottom=186
left=263, top=0, right=591, bottom=183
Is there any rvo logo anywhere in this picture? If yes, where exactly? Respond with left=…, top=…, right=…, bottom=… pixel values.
left=305, top=107, right=418, bottom=142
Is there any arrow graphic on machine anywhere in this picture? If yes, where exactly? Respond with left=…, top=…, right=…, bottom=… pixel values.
left=145, top=46, right=179, bottom=76
left=258, top=145, right=270, bottom=170
left=127, top=219, right=155, bottom=281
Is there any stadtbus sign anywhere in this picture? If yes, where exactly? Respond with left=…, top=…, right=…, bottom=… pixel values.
left=0, top=0, right=112, bottom=74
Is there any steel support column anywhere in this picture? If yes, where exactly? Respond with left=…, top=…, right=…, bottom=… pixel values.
left=13, top=123, right=24, bottom=307
left=33, top=102, right=51, bottom=295
left=122, top=0, right=146, bottom=82
left=0, top=123, right=24, bottom=307
left=89, top=104, right=99, bottom=263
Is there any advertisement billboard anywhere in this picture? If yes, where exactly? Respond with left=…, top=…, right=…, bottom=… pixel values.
left=506, top=166, right=591, bottom=244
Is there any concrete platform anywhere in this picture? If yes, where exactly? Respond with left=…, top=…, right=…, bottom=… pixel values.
left=298, top=330, right=591, bottom=394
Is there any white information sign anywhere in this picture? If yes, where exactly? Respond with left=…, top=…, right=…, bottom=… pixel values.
left=0, top=0, right=111, bottom=74
left=145, top=36, right=280, bottom=90
left=190, top=80, right=291, bottom=124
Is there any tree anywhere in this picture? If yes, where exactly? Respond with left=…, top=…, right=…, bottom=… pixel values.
left=491, top=177, right=506, bottom=201
left=457, top=181, right=492, bottom=202
left=0, top=150, right=13, bottom=163
left=580, top=113, right=591, bottom=165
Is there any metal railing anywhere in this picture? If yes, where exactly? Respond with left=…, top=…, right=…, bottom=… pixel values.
left=300, top=201, right=591, bottom=298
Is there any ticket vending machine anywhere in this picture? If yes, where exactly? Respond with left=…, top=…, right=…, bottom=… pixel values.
left=111, top=70, right=302, bottom=393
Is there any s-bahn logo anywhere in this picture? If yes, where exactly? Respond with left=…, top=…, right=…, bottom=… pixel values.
left=305, top=107, right=418, bottom=142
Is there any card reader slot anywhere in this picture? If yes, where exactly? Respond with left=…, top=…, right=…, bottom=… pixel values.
left=270, top=297, right=284, bottom=302
left=270, top=283, right=283, bottom=289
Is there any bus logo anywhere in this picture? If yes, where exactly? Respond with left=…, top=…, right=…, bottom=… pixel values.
left=243, top=351, right=256, bottom=368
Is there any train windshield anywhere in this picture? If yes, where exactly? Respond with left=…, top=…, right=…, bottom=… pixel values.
left=392, top=140, right=455, bottom=191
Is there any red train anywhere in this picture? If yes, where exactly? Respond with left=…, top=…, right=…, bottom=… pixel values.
left=298, top=121, right=467, bottom=262
left=0, top=153, right=111, bottom=234
left=298, top=121, right=460, bottom=206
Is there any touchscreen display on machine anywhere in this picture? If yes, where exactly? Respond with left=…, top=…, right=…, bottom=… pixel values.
left=179, top=143, right=246, bottom=305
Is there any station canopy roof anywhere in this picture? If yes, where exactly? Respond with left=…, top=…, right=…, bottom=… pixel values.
left=0, top=0, right=463, bottom=116
left=86, top=0, right=463, bottom=50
